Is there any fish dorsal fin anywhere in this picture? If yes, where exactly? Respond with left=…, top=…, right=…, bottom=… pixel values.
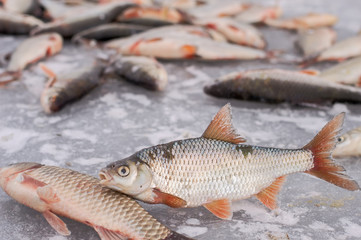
left=202, top=103, right=246, bottom=144
left=94, top=225, right=128, bottom=240
left=152, top=188, right=187, bottom=208
left=37, top=185, right=60, bottom=204
left=43, top=210, right=71, bottom=236
left=204, top=199, right=233, bottom=220
left=256, top=176, right=286, bottom=210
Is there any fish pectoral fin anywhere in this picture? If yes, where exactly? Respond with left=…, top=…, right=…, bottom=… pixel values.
left=202, top=103, right=246, bottom=144
left=256, top=176, right=286, bottom=210
left=43, top=210, right=71, bottom=236
left=93, top=225, right=128, bottom=240
left=203, top=199, right=233, bottom=220
left=39, top=63, right=57, bottom=87
left=299, top=69, right=319, bottom=76
left=37, top=185, right=60, bottom=204
left=181, top=44, right=197, bottom=58
left=152, top=188, right=187, bottom=208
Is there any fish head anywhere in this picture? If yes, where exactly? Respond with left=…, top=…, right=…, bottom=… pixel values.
left=333, top=128, right=361, bottom=158
left=41, top=88, right=67, bottom=114
left=99, top=155, right=153, bottom=197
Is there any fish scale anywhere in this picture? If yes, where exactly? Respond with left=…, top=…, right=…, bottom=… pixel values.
left=9, top=164, right=173, bottom=240
left=138, top=138, right=314, bottom=207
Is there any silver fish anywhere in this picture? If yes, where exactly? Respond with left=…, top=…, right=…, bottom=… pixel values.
left=233, top=5, right=282, bottom=24
left=0, top=8, right=43, bottom=35
left=114, top=56, right=168, bottom=91
left=203, top=69, right=361, bottom=103
left=333, top=126, right=361, bottom=158
left=297, top=27, right=336, bottom=59
left=319, top=56, right=361, bottom=86
left=2, top=0, right=39, bottom=15
left=40, top=60, right=104, bottom=113
left=99, top=104, right=359, bottom=220
left=186, top=0, right=249, bottom=19
left=0, top=162, right=191, bottom=240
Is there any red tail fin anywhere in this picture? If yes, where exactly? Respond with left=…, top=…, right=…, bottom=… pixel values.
left=303, top=113, right=359, bottom=191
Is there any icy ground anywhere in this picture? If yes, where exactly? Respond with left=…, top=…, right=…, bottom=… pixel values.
left=1, top=0, right=361, bottom=239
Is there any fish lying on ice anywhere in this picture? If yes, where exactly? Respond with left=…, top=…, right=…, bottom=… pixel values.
left=0, top=33, right=63, bottom=85
left=297, top=27, right=336, bottom=59
left=333, top=126, right=361, bottom=158
left=265, top=13, right=338, bottom=30
left=2, top=0, right=40, bottom=15
left=186, top=0, right=249, bottom=19
left=99, top=104, right=359, bottom=219
left=319, top=56, right=361, bottom=86
left=0, top=8, right=43, bottom=35
left=113, top=56, right=168, bottom=91
left=0, top=162, right=191, bottom=240
left=193, top=17, right=266, bottom=49
left=233, top=4, right=282, bottom=23
left=203, top=69, right=361, bottom=103
left=40, top=60, right=104, bottom=113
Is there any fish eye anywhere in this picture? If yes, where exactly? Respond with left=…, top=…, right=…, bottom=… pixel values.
left=337, top=136, right=345, bottom=143
left=117, top=165, right=130, bottom=177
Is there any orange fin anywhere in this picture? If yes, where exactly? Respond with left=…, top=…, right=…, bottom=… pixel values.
left=256, top=176, right=286, bottom=210
left=43, top=210, right=70, bottom=236
left=203, top=199, right=232, bottom=220
left=39, top=63, right=56, bottom=79
left=202, top=103, right=246, bottom=144
left=181, top=44, right=197, bottom=58
left=37, top=185, right=60, bottom=204
left=357, top=76, right=361, bottom=87
left=93, top=225, right=127, bottom=240
left=303, top=113, right=360, bottom=191
left=152, top=188, right=187, bottom=208
left=299, top=69, right=319, bottom=76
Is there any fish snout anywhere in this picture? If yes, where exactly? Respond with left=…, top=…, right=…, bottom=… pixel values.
left=99, top=170, right=113, bottom=184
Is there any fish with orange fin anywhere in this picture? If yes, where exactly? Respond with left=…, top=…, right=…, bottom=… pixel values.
left=0, top=162, right=192, bottom=240
left=99, top=104, right=359, bottom=220
left=0, top=33, right=63, bottom=86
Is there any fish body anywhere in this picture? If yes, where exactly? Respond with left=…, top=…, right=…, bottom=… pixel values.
left=3, top=0, right=39, bottom=14
left=319, top=56, right=361, bottom=86
left=100, top=104, right=359, bottom=219
left=234, top=5, right=282, bottom=23
left=265, top=13, right=338, bottom=30
left=187, top=0, right=249, bottom=19
left=7, top=33, right=63, bottom=73
left=193, top=17, right=266, bottom=49
left=31, top=2, right=135, bottom=37
left=0, top=8, right=43, bottom=34
left=333, top=126, right=361, bottom=158
left=72, top=23, right=149, bottom=42
left=297, top=27, right=336, bottom=59
left=40, top=60, right=104, bottom=113
left=114, top=56, right=168, bottom=91
left=161, top=0, right=199, bottom=10
left=316, top=35, right=361, bottom=62
left=0, top=163, right=190, bottom=240
left=204, top=69, right=361, bottom=103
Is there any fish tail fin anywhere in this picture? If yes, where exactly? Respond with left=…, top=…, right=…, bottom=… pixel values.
left=0, top=71, right=21, bottom=87
left=303, top=113, right=360, bottom=191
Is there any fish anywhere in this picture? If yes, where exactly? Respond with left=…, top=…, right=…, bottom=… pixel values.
left=332, top=126, right=361, bottom=158
left=233, top=5, right=282, bottom=24
left=313, top=34, right=361, bottom=63
left=40, top=60, right=104, bottom=113
left=0, top=33, right=63, bottom=85
left=99, top=103, right=359, bottom=220
left=0, top=8, right=43, bottom=35
left=193, top=17, right=266, bottom=49
left=0, top=162, right=191, bottom=240
left=72, top=23, right=149, bottom=42
left=31, top=2, right=135, bottom=37
left=265, top=13, right=338, bottom=30
left=297, top=27, right=336, bottom=59
left=186, top=0, right=249, bottom=19
left=319, top=56, right=361, bottom=86
left=2, top=0, right=40, bottom=15
left=161, top=0, right=200, bottom=10
left=203, top=69, right=361, bottom=103
left=113, top=56, right=168, bottom=91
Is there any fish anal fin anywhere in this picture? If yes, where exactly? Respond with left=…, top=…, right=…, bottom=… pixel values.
left=202, top=103, right=246, bottom=144
left=256, top=176, right=286, bottom=210
left=37, top=185, right=60, bottom=204
left=181, top=44, right=197, bottom=59
left=43, top=210, right=70, bottom=236
left=299, top=69, right=319, bottom=76
left=203, top=199, right=232, bottom=220
left=152, top=188, right=187, bottom=208
left=94, top=225, right=128, bottom=240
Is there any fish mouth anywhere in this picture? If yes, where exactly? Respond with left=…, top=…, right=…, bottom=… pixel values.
left=98, top=170, right=113, bottom=184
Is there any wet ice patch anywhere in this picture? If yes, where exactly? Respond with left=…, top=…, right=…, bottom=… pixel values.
left=0, top=128, right=38, bottom=154
left=186, top=218, right=201, bottom=225
left=73, top=157, right=109, bottom=165
left=62, top=129, right=98, bottom=144
left=40, top=144, right=71, bottom=161
left=177, top=225, right=208, bottom=237
left=100, top=93, right=120, bottom=107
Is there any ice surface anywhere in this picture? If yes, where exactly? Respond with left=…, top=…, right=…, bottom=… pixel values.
left=1, top=0, right=361, bottom=240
